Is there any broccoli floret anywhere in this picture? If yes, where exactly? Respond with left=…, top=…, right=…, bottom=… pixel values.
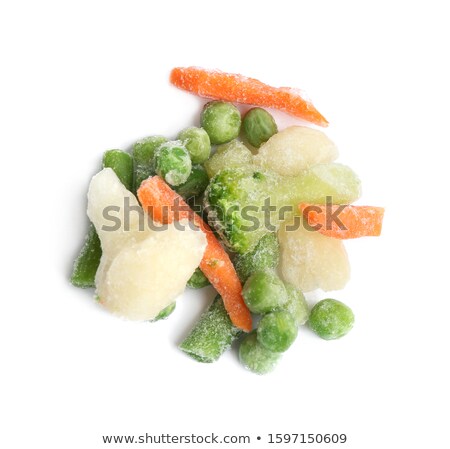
left=204, top=163, right=361, bottom=254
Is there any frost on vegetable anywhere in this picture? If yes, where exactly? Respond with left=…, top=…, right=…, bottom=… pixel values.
left=200, top=101, right=241, bottom=145
left=254, top=126, right=338, bottom=176
left=180, top=295, right=241, bottom=363
left=234, top=233, right=280, bottom=283
left=242, top=271, right=288, bottom=314
left=204, top=139, right=253, bottom=178
left=278, top=218, right=351, bottom=292
left=257, top=310, right=298, bottom=353
left=284, top=284, right=309, bottom=326
left=309, top=299, right=354, bottom=340
left=132, top=136, right=167, bottom=192
left=87, top=168, right=207, bottom=321
left=154, top=140, right=192, bottom=187
left=177, top=127, right=211, bottom=164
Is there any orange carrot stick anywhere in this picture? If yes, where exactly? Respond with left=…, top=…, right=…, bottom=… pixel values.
left=138, top=176, right=252, bottom=332
left=170, top=66, right=328, bottom=127
left=299, top=203, right=385, bottom=239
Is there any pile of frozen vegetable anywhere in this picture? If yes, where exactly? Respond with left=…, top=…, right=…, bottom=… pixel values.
left=71, top=67, right=384, bottom=374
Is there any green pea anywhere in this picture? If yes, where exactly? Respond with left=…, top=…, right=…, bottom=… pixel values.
left=187, top=267, right=210, bottom=289
left=132, top=136, right=167, bottom=192
left=242, top=271, right=288, bottom=314
left=239, top=330, right=280, bottom=375
left=154, top=141, right=192, bottom=186
left=242, top=107, right=278, bottom=148
left=200, top=101, right=241, bottom=145
left=152, top=302, right=176, bottom=321
left=309, top=299, right=354, bottom=340
left=178, top=127, right=211, bottom=164
left=284, top=284, right=309, bottom=326
left=235, top=233, right=279, bottom=283
left=180, top=296, right=241, bottom=363
left=174, top=165, right=209, bottom=200
left=257, top=311, right=298, bottom=353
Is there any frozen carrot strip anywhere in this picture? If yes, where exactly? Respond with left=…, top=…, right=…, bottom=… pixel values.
left=170, top=67, right=328, bottom=127
left=299, top=203, right=385, bottom=239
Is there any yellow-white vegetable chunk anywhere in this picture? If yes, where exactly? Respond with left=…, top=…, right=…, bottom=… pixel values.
left=97, top=221, right=206, bottom=320
left=278, top=218, right=350, bottom=292
left=87, top=168, right=207, bottom=320
left=87, top=168, right=147, bottom=258
left=254, top=126, right=338, bottom=176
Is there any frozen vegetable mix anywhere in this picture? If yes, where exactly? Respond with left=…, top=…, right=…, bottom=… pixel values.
left=71, top=66, right=384, bottom=374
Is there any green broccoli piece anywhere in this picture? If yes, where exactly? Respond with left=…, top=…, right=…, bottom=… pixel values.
left=204, top=163, right=361, bottom=254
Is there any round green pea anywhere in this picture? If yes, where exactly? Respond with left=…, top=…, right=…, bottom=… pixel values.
left=257, top=311, right=298, bottom=353
left=239, top=330, right=280, bottom=375
left=178, top=127, right=211, bottom=164
left=187, top=267, right=210, bottom=289
left=284, top=284, right=309, bottom=326
left=242, top=107, right=277, bottom=148
left=200, top=101, right=241, bottom=145
left=242, top=271, right=288, bottom=314
left=154, top=141, right=192, bottom=186
left=152, top=302, right=176, bottom=321
left=309, top=299, right=354, bottom=340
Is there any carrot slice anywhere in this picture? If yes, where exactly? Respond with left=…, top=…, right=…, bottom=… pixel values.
left=170, top=66, right=328, bottom=127
left=138, top=176, right=252, bottom=332
left=299, top=203, right=385, bottom=239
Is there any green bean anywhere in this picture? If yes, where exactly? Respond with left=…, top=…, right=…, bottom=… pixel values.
left=132, top=136, right=167, bottom=191
left=70, top=224, right=102, bottom=288
left=179, top=295, right=241, bottom=363
left=187, top=268, right=210, bottom=289
left=174, top=165, right=209, bottom=200
left=102, top=149, right=133, bottom=190
left=152, top=302, right=176, bottom=321
left=71, top=149, right=134, bottom=288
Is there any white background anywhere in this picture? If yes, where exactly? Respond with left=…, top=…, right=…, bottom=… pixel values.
left=1, top=1, right=449, bottom=448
